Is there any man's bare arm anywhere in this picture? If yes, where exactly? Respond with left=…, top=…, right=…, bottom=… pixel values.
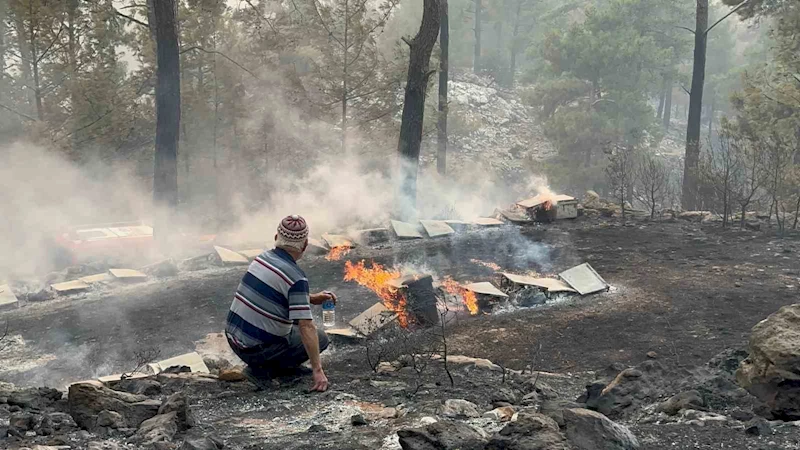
left=298, top=319, right=328, bottom=391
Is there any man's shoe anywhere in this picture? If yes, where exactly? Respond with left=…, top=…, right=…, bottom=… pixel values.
left=242, top=366, right=272, bottom=391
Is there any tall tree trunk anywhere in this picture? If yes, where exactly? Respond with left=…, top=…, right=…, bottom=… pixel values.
left=663, top=75, right=673, bottom=130
left=13, top=15, right=34, bottom=116
left=341, top=0, right=349, bottom=151
left=437, top=0, right=448, bottom=176
left=707, top=91, right=715, bottom=141
left=656, top=77, right=666, bottom=120
left=508, top=0, right=523, bottom=87
left=473, top=0, right=481, bottom=74
left=67, top=0, right=79, bottom=152
left=682, top=0, right=708, bottom=211
left=398, top=0, right=441, bottom=218
left=152, top=0, right=181, bottom=238
left=26, top=1, right=43, bottom=121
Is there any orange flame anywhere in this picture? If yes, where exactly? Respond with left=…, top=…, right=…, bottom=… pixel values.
left=542, top=200, right=554, bottom=211
left=343, top=260, right=410, bottom=327
left=326, top=246, right=351, bottom=261
left=441, top=277, right=479, bottom=315
left=470, top=258, right=501, bottom=271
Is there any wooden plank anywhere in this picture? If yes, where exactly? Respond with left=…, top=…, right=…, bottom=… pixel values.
left=214, top=246, right=249, bottom=265
left=321, top=233, right=354, bottom=248
left=463, top=282, right=508, bottom=298
left=472, top=218, right=504, bottom=227
left=0, top=285, right=19, bottom=310
left=51, top=280, right=90, bottom=294
left=559, top=263, right=609, bottom=295
left=109, top=269, right=147, bottom=280
left=79, top=273, right=114, bottom=284
left=237, top=249, right=264, bottom=259
left=390, top=220, right=424, bottom=239
left=419, top=220, right=455, bottom=238
left=499, top=273, right=576, bottom=293
left=349, top=302, right=398, bottom=335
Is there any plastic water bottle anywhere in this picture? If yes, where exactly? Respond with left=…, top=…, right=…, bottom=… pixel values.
left=322, top=299, right=336, bottom=327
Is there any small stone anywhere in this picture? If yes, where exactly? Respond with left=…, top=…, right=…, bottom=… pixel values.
left=307, top=424, right=326, bottom=433
left=218, top=367, right=247, bottom=382
left=484, top=406, right=515, bottom=422
left=351, top=414, right=368, bottom=426
left=646, top=351, right=658, bottom=359
left=419, top=417, right=437, bottom=425
left=745, top=417, right=771, bottom=436
left=440, top=399, right=481, bottom=418
left=9, top=412, right=35, bottom=431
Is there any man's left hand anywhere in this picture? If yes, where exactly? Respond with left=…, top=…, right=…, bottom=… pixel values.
left=310, top=291, right=337, bottom=305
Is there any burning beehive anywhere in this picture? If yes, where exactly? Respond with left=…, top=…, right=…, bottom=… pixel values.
left=440, top=277, right=479, bottom=315
left=344, top=260, right=411, bottom=327
left=516, top=194, right=578, bottom=222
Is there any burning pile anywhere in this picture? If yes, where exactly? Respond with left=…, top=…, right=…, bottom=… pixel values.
left=441, top=276, right=479, bottom=315
left=325, top=246, right=352, bottom=261
left=343, top=260, right=409, bottom=326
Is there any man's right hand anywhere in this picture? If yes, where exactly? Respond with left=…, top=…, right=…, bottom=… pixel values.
left=311, top=367, right=329, bottom=392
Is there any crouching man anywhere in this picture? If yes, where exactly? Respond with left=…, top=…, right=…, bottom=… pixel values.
left=225, top=215, right=336, bottom=392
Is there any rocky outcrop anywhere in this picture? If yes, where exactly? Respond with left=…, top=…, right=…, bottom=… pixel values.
left=68, top=382, right=160, bottom=431
left=562, top=408, right=639, bottom=450
left=736, top=303, right=800, bottom=420
left=398, top=421, right=486, bottom=450
left=485, top=410, right=570, bottom=450
left=439, top=399, right=481, bottom=419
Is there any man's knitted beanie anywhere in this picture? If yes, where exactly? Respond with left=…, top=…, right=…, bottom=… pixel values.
left=276, top=215, right=309, bottom=250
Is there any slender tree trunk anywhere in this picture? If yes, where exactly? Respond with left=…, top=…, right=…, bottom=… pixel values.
left=663, top=78, right=673, bottom=130
left=707, top=92, right=714, bottom=141
left=152, top=0, right=181, bottom=238
left=508, top=0, right=523, bottom=87
left=657, top=77, right=666, bottom=120
left=437, top=0, right=449, bottom=176
left=342, top=0, right=349, bottom=152
left=682, top=0, right=708, bottom=211
left=26, top=1, right=43, bottom=121
left=473, top=0, right=481, bottom=74
left=67, top=0, right=79, bottom=151
left=398, top=0, right=441, bottom=218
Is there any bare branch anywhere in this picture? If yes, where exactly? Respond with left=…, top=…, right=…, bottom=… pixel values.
left=311, top=0, right=345, bottom=49
left=706, top=0, right=751, bottom=35
left=37, top=22, right=66, bottom=64
left=180, top=46, right=260, bottom=80
left=681, top=85, right=691, bottom=96
left=0, top=102, right=37, bottom=121
left=401, top=36, right=412, bottom=47
left=675, top=25, right=696, bottom=35
left=113, top=8, right=149, bottom=29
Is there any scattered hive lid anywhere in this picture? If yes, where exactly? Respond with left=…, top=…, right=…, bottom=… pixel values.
left=0, top=285, right=19, bottom=309
left=472, top=218, right=504, bottom=226
left=390, top=220, right=424, bottom=239
left=147, top=351, right=210, bottom=374
left=419, top=220, right=455, bottom=238
left=463, top=282, right=508, bottom=298
left=237, top=249, right=264, bottom=259
left=499, top=273, right=577, bottom=293
left=498, top=208, right=532, bottom=223
left=214, top=246, right=249, bottom=265
left=97, top=372, right=150, bottom=383
left=79, top=273, right=114, bottom=284
left=559, top=263, right=608, bottom=295
left=322, top=233, right=354, bottom=248
left=51, top=280, right=90, bottom=293
left=109, top=269, right=147, bottom=280
left=517, top=194, right=576, bottom=209
left=326, top=328, right=364, bottom=339
left=349, top=302, right=398, bottom=335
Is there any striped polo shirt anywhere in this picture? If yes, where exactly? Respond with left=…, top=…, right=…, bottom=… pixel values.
left=225, top=248, right=313, bottom=348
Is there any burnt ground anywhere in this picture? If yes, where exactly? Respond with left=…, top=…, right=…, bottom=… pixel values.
left=1, top=219, right=798, bottom=387
left=1, top=217, right=800, bottom=449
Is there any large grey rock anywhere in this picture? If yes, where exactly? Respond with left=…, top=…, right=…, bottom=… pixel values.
left=657, top=390, right=705, bottom=416
left=114, top=378, right=162, bottom=396
left=159, top=392, right=195, bottom=431
left=180, top=436, right=224, bottom=450
left=68, top=382, right=160, bottom=431
left=736, top=303, right=800, bottom=420
left=562, top=408, right=639, bottom=450
left=439, top=399, right=480, bottom=418
left=398, top=421, right=486, bottom=450
left=136, top=411, right=178, bottom=444
left=486, top=410, right=570, bottom=450
left=538, top=399, right=584, bottom=427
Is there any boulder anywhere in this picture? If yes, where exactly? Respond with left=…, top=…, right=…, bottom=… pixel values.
left=159, top=392, right=195, bottom=431
left=439, top=399, right=480, bottom=418
left=492, top=387, right=519, bottom=405
left=562, top=408, right=639, bottom=450
left=657, top=390, right=705, bottom=416
left=136, top=411, right=178, bottom=444
left=68, top=382, right=160, bottom=431
left=486, top=410, right=570, bottom=450
left=538, top=399, right=584, bottom=427
left=142, top=259, right=179, bottom=278
left=484, top=406, right=515, bottom=422
left=398, top=421, right=486, bottom=450
left=736, top=303, right=800, bottom=420
left=96, top=410, right=125, bottom=429
left=744, top=417, right=771, bottom=436
left=9, top=412, right=35, bottom=431
left=114, top=378, right=162, bottom=396
left=180, top=436, right=224, bottom=450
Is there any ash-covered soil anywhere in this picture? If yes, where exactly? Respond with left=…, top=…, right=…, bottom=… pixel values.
left=1, top=217, right=799, bottom=449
